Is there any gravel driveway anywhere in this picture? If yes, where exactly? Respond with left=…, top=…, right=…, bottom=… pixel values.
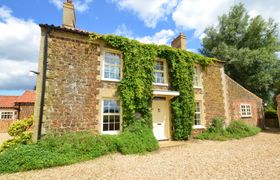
left=1, top=131, right=280, bottom=180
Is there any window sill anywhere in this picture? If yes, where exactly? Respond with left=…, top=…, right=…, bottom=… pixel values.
left=102, top=78, right=121, bottom=82
left=241, top=115, right=252, bottom=118
left=153, top=83, right=169, bottom=87
left=194, top=86, right=203, bottom=89
left=193, top=125, right=206, bottom=129
left=101, top=131, right=120, bottom=135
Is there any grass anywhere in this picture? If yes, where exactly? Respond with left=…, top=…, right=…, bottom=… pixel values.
left=195, top=119, right=261, bottom=141
left=0, top=123, right=159, bottom=174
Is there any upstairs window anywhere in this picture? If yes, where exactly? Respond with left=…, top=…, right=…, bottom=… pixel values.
left=194, top=102, right=201, bottom=125
left=240, top=104, right=252, bottom=117
left=102, top=99, right=121, bottom=134
left=0, top=111, right=14, bottom=119
left=103, top=52, right=121, bottom=81
left=154, top=60, right=165, bottom=84
left=194, top=67, right=199, bottom=87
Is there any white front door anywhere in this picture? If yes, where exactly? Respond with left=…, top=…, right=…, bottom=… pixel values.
left=152, top=97, right=169, bottom=140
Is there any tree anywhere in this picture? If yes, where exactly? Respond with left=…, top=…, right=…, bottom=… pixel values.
left=200, top=3, right=280, bottom=102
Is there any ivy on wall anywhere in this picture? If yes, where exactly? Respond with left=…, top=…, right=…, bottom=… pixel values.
left=89, top=33, right=214, bottom=140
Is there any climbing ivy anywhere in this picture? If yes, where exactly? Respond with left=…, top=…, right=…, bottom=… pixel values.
left=89, top=33, right=215, bottom=140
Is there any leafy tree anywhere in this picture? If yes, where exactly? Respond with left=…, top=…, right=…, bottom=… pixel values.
left=200, top=3, right=280, bottom=102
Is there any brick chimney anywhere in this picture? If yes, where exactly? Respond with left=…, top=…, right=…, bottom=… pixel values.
left=62, top=0, right=76, bottom=29
left=171, top=33, right=186, bottom=49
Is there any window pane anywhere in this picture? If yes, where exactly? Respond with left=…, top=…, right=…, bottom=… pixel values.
left=109, top=115, right=114, bottom=123
left=103, top=115, right=108, bottom=123
left=109, top=123, right=114, bottom=130
left=115, top=115, right=120, bottom=123
left=104, top=52, right=120, bottom=80
left=115, top=123, right=120, bottom=130
left=103, top=124, right=108, bottom=131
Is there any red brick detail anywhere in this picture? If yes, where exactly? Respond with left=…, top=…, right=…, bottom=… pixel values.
left=0, top=119, right=15, bottom=133
left=226, top=75, right=263, bottom=127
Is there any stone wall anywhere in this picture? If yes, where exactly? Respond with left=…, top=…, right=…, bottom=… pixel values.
left=40, top=30, right=102, bottom=134
left=226, top=75, right=263, bottom=127
left=203, top=63, right=226, bottom=127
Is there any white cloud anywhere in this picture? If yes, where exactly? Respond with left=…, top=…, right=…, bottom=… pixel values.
left=114, top=24, right=133, bottom=37
left=187, top=48, right=199, bottom=54
left=114, top=24, right=175, bottom=45
left=136, top=29, right=175, bottom=45
left=172, top=0, right=231, bottom=37
left=49, top=0, right=93, bottom=13
left=111, top=0, right=178, bottom=28
left=0, top=6, right=39, bottom=90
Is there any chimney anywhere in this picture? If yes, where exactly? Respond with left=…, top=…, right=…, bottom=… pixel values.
left=62, top=0, right=76, bottom=29
left=171, top=33, right=186, bottom=49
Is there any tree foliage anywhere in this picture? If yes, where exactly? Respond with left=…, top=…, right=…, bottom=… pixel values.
left=200, top=3, right=280, bottom=102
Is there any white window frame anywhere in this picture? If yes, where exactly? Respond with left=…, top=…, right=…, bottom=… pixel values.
left=194, top=101, right=201, bottom=126
left=193, top=101, right=206, bottom=129
left=102, top=51, right=121, bottom=82
left=0, top=111, right=14, bottom=120
left=240, top=104, right=252, bottom=117
left=101, top=99, right=121, bottom=135
left=153, top=60, right=167, bottom=85
left=193, top=66, right=203, bottom=89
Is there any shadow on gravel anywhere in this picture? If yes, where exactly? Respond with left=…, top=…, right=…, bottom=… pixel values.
left=262, top=128, right=280, bottom=134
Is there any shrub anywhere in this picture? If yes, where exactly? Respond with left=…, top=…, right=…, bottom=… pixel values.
left=0, top=120, right=159, bottom=174
left=117, top=121, right=159, bottom=154
left=264, top=110, right=278, bottom=119
left=207, top=117, right=225, bottom=133
left=195, top=118, right=261, bottom=141
left=226, top=120, right=261, bottom=139
left=0, top=116, right=34, bottom=152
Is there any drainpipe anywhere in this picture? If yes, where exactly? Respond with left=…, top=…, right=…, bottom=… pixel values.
left=37, top=27, right=50, bottom=140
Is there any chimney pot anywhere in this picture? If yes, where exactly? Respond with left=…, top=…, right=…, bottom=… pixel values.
left=171, top=33, right=186, bottom=50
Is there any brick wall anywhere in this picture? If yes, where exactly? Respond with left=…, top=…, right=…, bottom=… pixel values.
left=203, top=63, right=226, bottom=127
left=18, top=103, right=34, bottom=119
left=226, top=75, right=263, bottom=127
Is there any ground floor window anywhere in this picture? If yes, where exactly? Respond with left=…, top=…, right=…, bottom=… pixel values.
left=194, top=102, right=201, bottom=125
left=0, top=111, right=14, bottom=119
left=102, top=99, right=120, bottom=133
left=240, top=104, right=252, bottom=117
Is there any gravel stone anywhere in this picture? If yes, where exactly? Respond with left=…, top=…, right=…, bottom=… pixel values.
left=1, top=132, right=280, bottom=180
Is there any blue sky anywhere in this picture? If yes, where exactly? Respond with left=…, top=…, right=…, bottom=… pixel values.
left=0, top=0, right=280, bottom=96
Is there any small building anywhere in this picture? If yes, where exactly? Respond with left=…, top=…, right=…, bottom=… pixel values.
left=0, top=91, right=36, bottom=132
left=33, top=1, right=264, bottom=140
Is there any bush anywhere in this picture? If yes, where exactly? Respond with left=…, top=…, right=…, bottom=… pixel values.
left=226, top=120, right=261, bottom=139
left=0, top=116, right=34, bottom=152
left=0, top=121, right=159, bottom=174
left=117, top=121, right=159, bottom=154
left=207, top=117, right=225, bottom=133
left=195, top=118, right=261, bottom=141
left=0, top=132, right=118, bottom=173
left=265, top=110, right=278, bottom=119
left=8, top=116, right=33, bottom=136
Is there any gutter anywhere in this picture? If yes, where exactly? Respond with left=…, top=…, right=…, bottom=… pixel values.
left=37, top=27, right=50, bottom=140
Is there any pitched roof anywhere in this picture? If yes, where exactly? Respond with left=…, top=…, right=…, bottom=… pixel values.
left=0, top=96, right=18, bottom=108
left=0, top=90, right=36, bottom=108
left=15, top=90, right=36, bottom=103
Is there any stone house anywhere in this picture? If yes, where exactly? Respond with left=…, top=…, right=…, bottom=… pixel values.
left=33, top=0, right=263, bottom=140
left=0, top=90, right=36, bottom=132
